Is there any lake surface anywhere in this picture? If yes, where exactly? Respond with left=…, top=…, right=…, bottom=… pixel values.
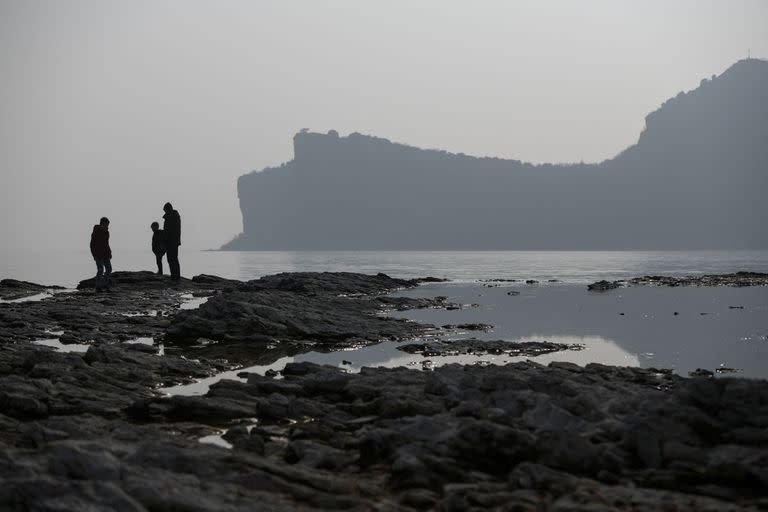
left=3, top=250, right=767, bottom=390
left=2, top=249, right=768, bottom=288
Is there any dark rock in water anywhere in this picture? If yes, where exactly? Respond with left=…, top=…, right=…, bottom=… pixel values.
left=507, top=290, right=521, bottom=296
left=0, top=279, right=65, bottom=300
left=418, top=276, right=449, bottom=283
left=397, top=338, right=581, bottom=358
left=688, top=368, right=714, bottom=378
left=588, top=280, right=621, bottom=291
left=715, top=366, right=742, bottom=374
left=525, top=279, right=539, bottom=285
left=441, top=323, right=493, bottom=331
left=588, top=272, right=768, bottom=291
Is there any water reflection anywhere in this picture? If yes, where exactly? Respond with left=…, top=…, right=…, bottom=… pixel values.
left=392, top=283, right=768, bottom=378
left=32, top=338, right=90, bottom=353
left=160, top=335, right=637, bottom=397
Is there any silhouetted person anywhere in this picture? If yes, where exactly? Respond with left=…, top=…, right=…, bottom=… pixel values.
left=90, top=217, right=112, bottom=292
left=151, top=222, right=166, bottom=275
left=163, top=202, right=181, bottom=280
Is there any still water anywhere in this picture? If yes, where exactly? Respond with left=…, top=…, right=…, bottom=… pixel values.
left=2, top=249, right=768, bottom=287
left=3, top=250, right=767, bottom=389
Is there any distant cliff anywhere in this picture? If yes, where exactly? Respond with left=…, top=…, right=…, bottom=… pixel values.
left=223, top=59, right=768, bottom=250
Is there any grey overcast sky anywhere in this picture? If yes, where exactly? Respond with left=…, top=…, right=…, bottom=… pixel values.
left=1, top=0, right=767, bottom=253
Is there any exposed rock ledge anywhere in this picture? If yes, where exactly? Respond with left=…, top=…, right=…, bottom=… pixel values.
left=2, top=344, right=766, bottom=511
left=1, top=271, right=766, bottom=510
left=588, top=271, right=768, bottom=291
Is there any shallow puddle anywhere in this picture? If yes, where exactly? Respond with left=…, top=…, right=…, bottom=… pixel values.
left=161, top=281, right=768, bottom=397
left=180, top=295, right=210, bottom=310
left=0, top=292, right=54, bottom=304
left=31, top=338, right=90, bottom=353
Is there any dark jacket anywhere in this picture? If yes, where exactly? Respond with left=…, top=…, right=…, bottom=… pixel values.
left=152, top=230, right=166, bottom=255
left=90, top=225, right=112, bottom=260
left=163, top=210, right=181, bottom=247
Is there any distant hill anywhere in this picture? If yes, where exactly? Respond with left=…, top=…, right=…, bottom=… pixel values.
left=223, top=59, right=768, bottom=250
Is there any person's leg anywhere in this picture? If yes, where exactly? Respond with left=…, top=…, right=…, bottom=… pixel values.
left=155, top=252, right=163, bottom=275
left=95, top=259, right=104, bottom=290
left=167, top=245, right=180, bottom=279
left=104, top=259, right=112, bottom=290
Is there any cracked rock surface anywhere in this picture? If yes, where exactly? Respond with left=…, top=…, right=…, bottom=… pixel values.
left=1, top=271, right=766, bottom=510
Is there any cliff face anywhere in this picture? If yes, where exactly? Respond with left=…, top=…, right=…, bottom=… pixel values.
left=224, top=59, right=768, bottom=250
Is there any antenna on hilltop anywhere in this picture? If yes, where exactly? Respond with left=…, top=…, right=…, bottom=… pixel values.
left=747, top=48, right=751, bottom=60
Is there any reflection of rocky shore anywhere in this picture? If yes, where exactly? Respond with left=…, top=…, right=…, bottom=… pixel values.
left=588, top=271, right=768, bottom=291
left=1, top=272, right=767, bottom=510
left=398, top=339, right=583, bottom=358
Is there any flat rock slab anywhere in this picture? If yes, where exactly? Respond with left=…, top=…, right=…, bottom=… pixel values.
left=2, top=271, right=767, bottom=510
left=0, top=279, right=65, bottom=301
left=0, top=272, right=238, bottom=347
left=397, top=338, right=583, bottom=357
left=3, top=356, right=766, bottom=510
left=166, top=272, right=448, bottom=364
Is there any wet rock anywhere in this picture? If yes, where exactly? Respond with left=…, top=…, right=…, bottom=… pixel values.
left=2, top=271, right=767, bottom=510
left=588, top=271, right=768, bottom=290
left=397, top=338, right=581, bottom=358
left=0, top=271, right=239, bottom=346
left=166, top=273, right=438, bottom=356
left=441, top=323, right=493, bottom=331
left=0, top=279, right=65, bottom=300
left=588, top=280, right=621, bottom=291
left=689, top=368, right=715, bottom=378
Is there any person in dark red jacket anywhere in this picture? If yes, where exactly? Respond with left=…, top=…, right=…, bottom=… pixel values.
left=90, top=217, right=112, bottom=291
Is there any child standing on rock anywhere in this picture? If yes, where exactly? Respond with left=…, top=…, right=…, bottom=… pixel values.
left=90, top=217, right=112, bottom=292
left=150, top=222, right=166, bottom=275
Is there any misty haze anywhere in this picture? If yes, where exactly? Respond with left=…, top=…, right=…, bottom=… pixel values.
left=1, top=2, right=768, bottom=510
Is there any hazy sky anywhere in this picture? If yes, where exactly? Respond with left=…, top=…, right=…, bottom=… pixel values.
left=1, top=0, right=767, bottom=253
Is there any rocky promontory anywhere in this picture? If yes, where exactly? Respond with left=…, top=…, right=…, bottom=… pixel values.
left=226, top=59, right=768, bottom=251
left=1, top=271, right=767, bottom=510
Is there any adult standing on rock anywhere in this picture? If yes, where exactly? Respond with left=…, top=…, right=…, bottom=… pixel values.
left=163, top=202, right=181, bottom=280
left=90, top=217, right=112, bottom=292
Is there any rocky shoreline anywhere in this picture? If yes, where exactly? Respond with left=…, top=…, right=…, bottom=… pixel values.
left=1, top=271, right=767, bottom=510
left=587, top=271, right=768, bottom=291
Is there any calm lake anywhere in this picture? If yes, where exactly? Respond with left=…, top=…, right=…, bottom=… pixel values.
left=2, top=249, right=768, bottom=287
left=2, top=250, right=767, bottom=388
